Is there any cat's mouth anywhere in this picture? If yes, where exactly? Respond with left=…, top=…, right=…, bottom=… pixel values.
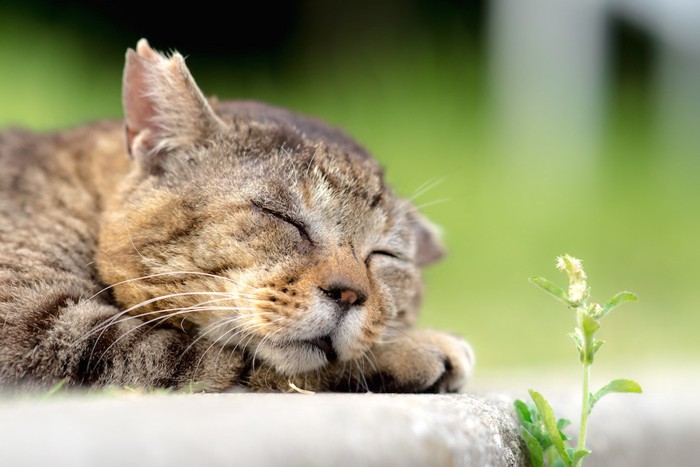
left=305, top=335, right=337, bottom=362
left=256, top=333, right=342, bottom=374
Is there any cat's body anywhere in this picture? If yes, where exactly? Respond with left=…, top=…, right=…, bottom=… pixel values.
left=0, top=40, right=473, bottom=392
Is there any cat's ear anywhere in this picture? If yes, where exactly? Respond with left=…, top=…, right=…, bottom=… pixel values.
left=122, top=39, right=226, bottom=168
left=410, top=209, right=446, bottom=266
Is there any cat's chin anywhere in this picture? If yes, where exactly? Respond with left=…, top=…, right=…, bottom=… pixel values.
left=254, top=339, right=340, bottom=376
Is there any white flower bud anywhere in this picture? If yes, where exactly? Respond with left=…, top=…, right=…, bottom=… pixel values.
left=568, top=282, right=587, bottom=303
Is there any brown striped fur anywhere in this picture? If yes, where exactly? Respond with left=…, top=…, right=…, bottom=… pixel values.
left=0, top=40, right=473, bottom=392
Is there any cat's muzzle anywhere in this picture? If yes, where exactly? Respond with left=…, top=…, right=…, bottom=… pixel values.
left=306, top=334, right=337, bottom=362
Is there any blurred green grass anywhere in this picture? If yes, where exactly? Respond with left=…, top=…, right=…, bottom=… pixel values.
left=1, top=9, right=698, bottom=372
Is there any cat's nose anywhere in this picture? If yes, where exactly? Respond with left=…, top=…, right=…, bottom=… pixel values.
left=320, top=282, right=367, bottom=314
left=317, top=244, right=370, bottom=315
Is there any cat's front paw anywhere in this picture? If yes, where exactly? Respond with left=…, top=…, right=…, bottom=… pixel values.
left=364, top=329, right=475, bottom=393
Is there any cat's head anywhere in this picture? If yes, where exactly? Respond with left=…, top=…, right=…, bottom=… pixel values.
left=96, top=40, right=444, bottom=376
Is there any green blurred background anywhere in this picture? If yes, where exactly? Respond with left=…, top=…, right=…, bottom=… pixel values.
left=1, top=0, right=698, bottom=376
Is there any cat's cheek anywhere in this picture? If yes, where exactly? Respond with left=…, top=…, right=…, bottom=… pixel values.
left=369, top=261, right=423, bottom=326
left=331, top=311, right=375, bottom=360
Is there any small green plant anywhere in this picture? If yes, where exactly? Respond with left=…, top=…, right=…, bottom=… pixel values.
left=514, top=255, right=642, bottom=467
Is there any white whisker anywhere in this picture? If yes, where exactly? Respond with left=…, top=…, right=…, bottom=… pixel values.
left=249, top=327, right=284, bottom=371
left=408, top=176, right=446, bottom=202
left=79, top=294, right=261, bottom=346
left=413, top=198, right=451, bottom=210
left=88, top=270, right=257, bottom=301
left=183, top=314, right=269, bottom=359
left=89, top=306, right=262, bottom=366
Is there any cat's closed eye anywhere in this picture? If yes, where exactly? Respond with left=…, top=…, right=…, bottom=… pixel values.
left=365, top=250, right=403, bottom=265
left=251, top=200, right=312, bottom=243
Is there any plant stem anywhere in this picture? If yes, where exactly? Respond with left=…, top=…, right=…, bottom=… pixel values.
left=576, top=361, right=591, bottom=465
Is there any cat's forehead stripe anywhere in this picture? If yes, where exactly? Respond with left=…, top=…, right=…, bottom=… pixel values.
left=311, top=159, right=386, bottom=208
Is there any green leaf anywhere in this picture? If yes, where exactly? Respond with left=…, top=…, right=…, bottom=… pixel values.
left=557, top=417, right=572, bottom=441
left=514, top=399, right=533, bottom=424
left=521, top=427, right=544, bottom=467
left=566, top=448, right=575, bottom=460
left=580, top=313, right=600, bottom=335
left=590, top=339, right=604, bottom=357
left=557, top=418, right=571, bottom=431
left=568, top=331, right=583, bottom=351
left=590, top=379, right=643, bottom=410
left=529, top=390, right=572, bottom=467
left=572, top=449, right=591, bottom=465
left=585, top=337, right=605, bottom=364
left=600, top=291, right=638, bottom=318
left=529, top=276, right=574, bottom=306
left=569, top=330, right=585, bottom=361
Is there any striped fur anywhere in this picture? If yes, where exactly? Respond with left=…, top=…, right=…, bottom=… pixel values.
left=0, top=41, right=474, bottom=393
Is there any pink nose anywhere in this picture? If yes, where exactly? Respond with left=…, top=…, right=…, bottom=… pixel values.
left=321, top=284, right=367, bottom=314
left=316, top=243, right=370, bottom=315
left=338, top=289, right=359, bottom=307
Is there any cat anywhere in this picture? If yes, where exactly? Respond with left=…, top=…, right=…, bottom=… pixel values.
left=0, top=39, right=474, bottom=393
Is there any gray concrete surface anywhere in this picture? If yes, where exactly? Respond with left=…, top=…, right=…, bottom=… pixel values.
left=0, top=373, right=697, bottom=467
left=0, top=393, right=526, bottom=467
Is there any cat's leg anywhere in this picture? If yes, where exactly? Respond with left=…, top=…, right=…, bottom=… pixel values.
left=357, top=329, right=475, bottom=393
left=0, top=288, right=245, bottom=391
left=243, top=329, right=474, bottom=393
left=323, top=329, right=474, bottom=393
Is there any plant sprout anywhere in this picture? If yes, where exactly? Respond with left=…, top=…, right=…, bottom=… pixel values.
left=514, top=255, right=642, bottom=467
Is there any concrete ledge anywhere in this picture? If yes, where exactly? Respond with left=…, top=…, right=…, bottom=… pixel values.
left=2, top=382, right=696, bottom=467
left=0, top=393, right=526, bottom=467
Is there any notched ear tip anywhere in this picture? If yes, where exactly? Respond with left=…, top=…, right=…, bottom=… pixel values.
left=167, top=53, right=189, bottom=75
left=136, top=38, right=149, bottom=50
left=124, top=47, right=148, bottom=73
left=121, top=38, right=224, bottom=168
left=124, top=48, right=142, bottom=74
left=125, top=39, right=163, bottom=68
left=135, top=38, right=159, bottom=59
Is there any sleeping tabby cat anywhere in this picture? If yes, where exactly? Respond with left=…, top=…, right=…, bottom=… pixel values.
left=0, top=40, right=473, bottom=392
